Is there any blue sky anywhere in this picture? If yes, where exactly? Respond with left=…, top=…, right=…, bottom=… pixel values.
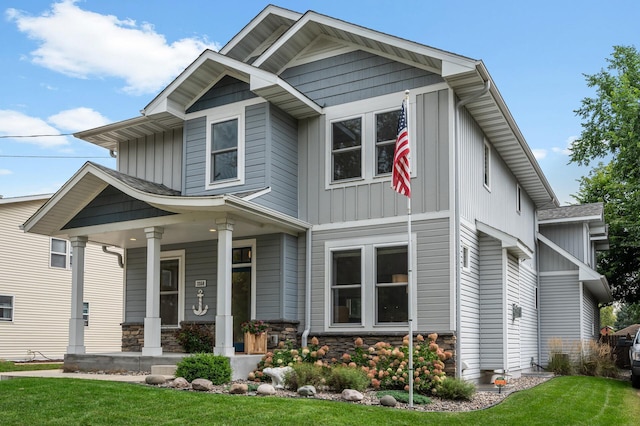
left=1, top=0, right=639, bottom=204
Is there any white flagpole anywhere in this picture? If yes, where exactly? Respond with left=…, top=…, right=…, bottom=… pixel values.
left=405, top=89, right=414, bottom=409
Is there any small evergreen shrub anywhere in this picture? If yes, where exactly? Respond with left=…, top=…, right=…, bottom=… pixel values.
left=436, top=377, right=476, bottom=401
left=326, top=365, right=370, bottom=392
left=376, top=390, right=432, bottom=405
left=175, top=353, right=231, bottom=384
left=285, top=363, right=326, bottom=390
left=174, top=323, right=214, bottom=353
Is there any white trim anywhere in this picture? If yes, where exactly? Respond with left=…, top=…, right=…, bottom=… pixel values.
left=233, top=239, right=257, bottom=320
left=0, top=194, right=52, bottom=205
left=205, top=113, right=245, bottom=190
left=241, top=187, right=271, bottom=201
left=516, top=184, right=522, bottom=214
left=539, top=270, right=579, bottom=277
left=0, top=294, right=14, bottom=322
left=311, top=210, right=449, bottom=232
left=49, top=237, right=71, bottom=269
left=160, top=250, right=186, bottom=328
left=537, top=215, right=602, bottom=225
left=323, top=233, right=417, bottom=332
left=483, top=139, right=491, bottom=192
left=462, top=245, right=470, bottom=271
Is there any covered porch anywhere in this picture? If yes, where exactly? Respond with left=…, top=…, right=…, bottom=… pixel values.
left=22, top=162, right=309, bottom=374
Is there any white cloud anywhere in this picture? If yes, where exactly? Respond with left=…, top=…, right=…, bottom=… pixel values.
left=0, top=110, right=68, bottom=147
left=6, top=0, right=220, bottom=95
left=551, top=136, right=577, bottom=156
left=0, top=169, right=12, bottom=175
left=48, top=107, right=110, bottom=132
left=532, top=149, right=547, bottom=160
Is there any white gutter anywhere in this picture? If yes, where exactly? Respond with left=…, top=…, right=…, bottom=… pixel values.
left=454, top=79, right=490, bottom=379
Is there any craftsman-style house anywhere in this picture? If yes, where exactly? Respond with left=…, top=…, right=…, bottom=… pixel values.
left=22, top=5, right=610, bottom=381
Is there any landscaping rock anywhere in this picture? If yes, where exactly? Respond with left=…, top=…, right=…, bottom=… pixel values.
left=145, top=375, right=167, bottom=385
left=257, top=384, right=276, bottom=395
left=341, top=389, right=364, bottom=401
left=379, top=395, right=397, bottom=407
left=191, top=378, right=213, bottom=391
left=297, top=385, right=317, bottom=397
left=169, top=377, right=190, bottom=389
left=229, top=383, right=248, bottom=394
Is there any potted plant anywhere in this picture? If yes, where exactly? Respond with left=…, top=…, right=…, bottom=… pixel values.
left=241, top=320, right=269, bottom=354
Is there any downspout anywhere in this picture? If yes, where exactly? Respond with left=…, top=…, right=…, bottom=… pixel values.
left=301, top=228, right=312, bottom=348
left=454, top=79, right=490, bottom=379
left=102, top=246, right=124, bottom=268
left=535, top=213, right=542, bottom=369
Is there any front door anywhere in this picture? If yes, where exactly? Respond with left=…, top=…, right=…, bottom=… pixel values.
left=231, top=246, right=252, bottom=352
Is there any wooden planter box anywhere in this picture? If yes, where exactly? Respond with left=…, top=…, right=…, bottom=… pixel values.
left=244, top=332, right=267, bottom=354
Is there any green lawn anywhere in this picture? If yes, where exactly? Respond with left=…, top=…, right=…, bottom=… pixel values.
left=0, top=376, right=638, bottom=425
left=0, top=360, right=61, bottom=372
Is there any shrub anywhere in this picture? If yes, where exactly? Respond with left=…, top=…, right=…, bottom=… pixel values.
left=436, top=377, right=476, bottom=401
left=376, top=390, right=432, bottom=405
left=174, top=324, right=214, bottom=354
left=175, top=353, right=231, bottom=384
left=285, top=363, right=326, bottom=390
left=326, top=365, right=370, bottom=392
left=575, top=340, right=618, bottom=378
left=249, top=337, right=330, bottom=382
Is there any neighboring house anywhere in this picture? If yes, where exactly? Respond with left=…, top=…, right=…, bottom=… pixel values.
left=21, top=5, right=610, bottom=381
left=0, top=194, right=124, bottom=361
left=600, top=326, right=614, bottom=336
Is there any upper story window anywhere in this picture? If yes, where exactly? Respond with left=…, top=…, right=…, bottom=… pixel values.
left=211, top=118, right=239, bottom=182
left=50, top=238, right=72, bottom=269
left=83, top=302, right=90, bottom=326
left=516, top=184, right=522, bottom=214
left=483, top=140, right=491, bottom=191
left=332, top=117, right=362, bottom=181
left=376, top=110, right=401, bottom=175
left=0, top=295, right=13, bottom=321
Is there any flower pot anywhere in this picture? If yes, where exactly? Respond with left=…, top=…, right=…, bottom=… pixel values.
left=244, top=332, right=267, bottom=354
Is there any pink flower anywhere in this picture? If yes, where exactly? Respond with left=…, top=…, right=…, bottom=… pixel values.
left=354, top=337, right=364, bottom=347
left=311, top=336, right=319, bottom=346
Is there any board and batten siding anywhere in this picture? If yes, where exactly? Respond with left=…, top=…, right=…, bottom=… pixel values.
left=539, top=224, right=585, bottom=263
left=479, top=233, right=504, bottom=370
left=280, top=50, right=444, bottom=108
left=309, top=218, right=450, bottom=333
left=124, top=234, right=296, bottom=324
left=298, top=89, right=450, bottom=226
left=458, top=107, right=536, bottom=251
left=0, top=198, right=123, bottom=361
left=538, top=273, right=581, bottom=365
left=459, top=222, right=482, bottom=380
left=118, top=128, right=183, bottom=191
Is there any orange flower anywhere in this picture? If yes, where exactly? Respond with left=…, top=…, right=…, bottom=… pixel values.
left=354, top=337, right=364, bottom=347
left=416, top=334, right=425, bottom=342
left=311, top=336, right=319, bottom=346
left=428, top=333, right=438, bottom=342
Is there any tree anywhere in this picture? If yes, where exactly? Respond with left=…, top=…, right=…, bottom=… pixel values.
left=600, top=304, right=616, bottom=329
left=571, top=45, right=640, bottom=304
left=614, top=303, right=640, bottom=330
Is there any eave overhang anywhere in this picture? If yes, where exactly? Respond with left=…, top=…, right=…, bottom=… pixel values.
left=476, top=220, right=533, bottom=260
left=537, top=233, right=612, bottom=303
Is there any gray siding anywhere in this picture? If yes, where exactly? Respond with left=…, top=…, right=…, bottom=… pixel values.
left=298, top=89, right=449, bottom=225
left=118, top=128, right=183, bottom=191
left=519, top=263, right=539, bottom=368
left=460, top=222, right=481, bottom=380
left=309, top=218, right=450, bottom=333
left=582, top=288, right=596, bottom=340
left=187, top=75, right=257, bottom=113
left=506, top=254, right=521, bottom=371
left=539, top=273, right=581, bottom=365
left=458, top=107, right=536, bottom=251
left=539, top=224, right=585, bottom=263
left=280, top=50, right=443, bottom=107
left=539, top=243, right=579, bottom=272
left=479, top=234, right=504, bottom=370
left=124, top=234, right=296, bottom=323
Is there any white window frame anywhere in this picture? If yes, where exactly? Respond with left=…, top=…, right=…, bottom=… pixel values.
left=483, top=139, right=491, bottom=191
left=516, top=184, right=522, bottom=214
left=83, top=302, right=89, bottom=327
left=462, top=245, right=470, bottom=271
left=329, top=246, right=364, bottom=326
left=233, top=238, right=257, bottom=320
left=50, top=238, right=71, bottom=269
left=324, top=89, right=426, bottom=190
left=324, top=233, right=417, bottom=332
left=160, top=250, right=186, bottom=329
left=0, top=295, right=14, bottom=322
left=374, top=108, right=403, bottom=177
left=206, top=114, right=244, bottom=189
left=330, top=114, right=364, bottom=183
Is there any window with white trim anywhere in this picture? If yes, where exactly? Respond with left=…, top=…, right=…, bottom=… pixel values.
left=0, top=295, right=13, bottom=321
left=83, top=302, right=89, bottom=326
left=331, top=117, right=362, bottom=181
left=160, top=258, right=180, bottom=327
left=462, top=245, right=470, bottom=270
left=516, top=184, right=522, bottom=214
left=328, top=235, right=410, bottom=329
left=483, top=140, right=491, bottom=190
left=50, top=238, right=72, bottom=269
left=375, top=109, right=402, bottom=175
left=211, top=118, right=239, bottom=182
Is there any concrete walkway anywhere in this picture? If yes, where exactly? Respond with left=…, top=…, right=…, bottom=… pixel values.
left=0, top=369, right=146, bottom=383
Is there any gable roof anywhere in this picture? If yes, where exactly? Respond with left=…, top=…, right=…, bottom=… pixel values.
left=74, top=4, right=557, bottom=208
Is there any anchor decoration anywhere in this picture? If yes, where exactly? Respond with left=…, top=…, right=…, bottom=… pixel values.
left=192, top=289, right=209, bottom=316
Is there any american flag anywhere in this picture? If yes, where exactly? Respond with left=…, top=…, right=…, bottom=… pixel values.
left=392, top=100, right=411, bottom=197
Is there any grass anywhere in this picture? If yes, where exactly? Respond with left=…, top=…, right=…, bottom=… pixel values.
left=0, top=376, right=638, bottom=425
left=0, top=360, right=61, bottom=372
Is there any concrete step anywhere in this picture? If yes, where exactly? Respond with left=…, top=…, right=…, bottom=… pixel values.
left=151, top=364, right=177, bottom=376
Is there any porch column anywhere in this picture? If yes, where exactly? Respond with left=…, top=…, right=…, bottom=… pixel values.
left=142, top=226, right=164, bottom=356
left=67, top=236, right=88, bottom=354
left=214, top=218, right=234, bottom=356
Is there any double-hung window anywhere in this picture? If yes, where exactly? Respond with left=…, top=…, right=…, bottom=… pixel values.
left=331, top=117, right=362, bottom=181
left=83, top=302, right=90, bottom=326
left=50, top=238, right=71, bottom=269
left=0, top=295, right=13, bottom=321
left=328, top=235, right=412, bottom=330
left=375, top=109, right=401, bottom=175
left=211, top=118, right=239, bottom=183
